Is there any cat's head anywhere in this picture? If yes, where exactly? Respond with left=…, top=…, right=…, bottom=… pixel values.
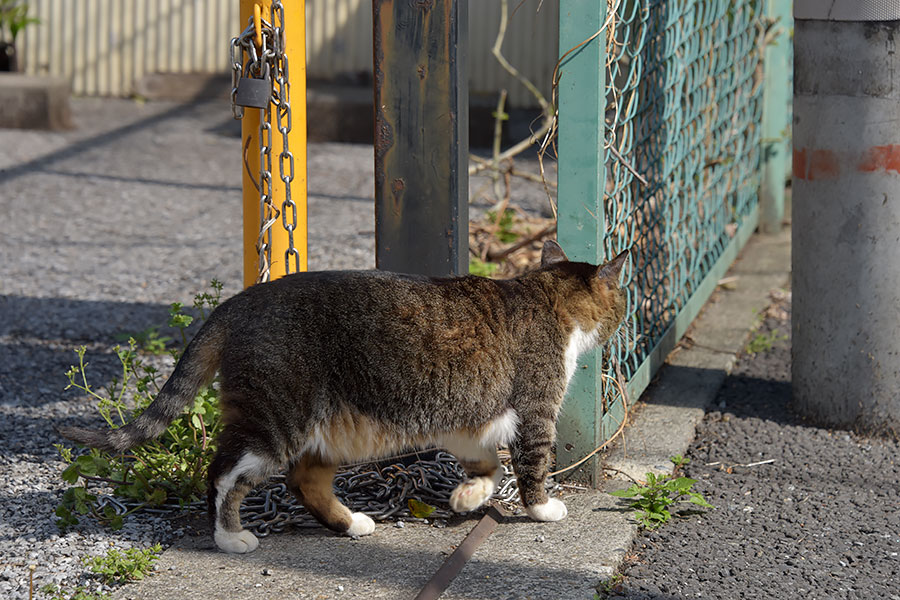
left=539, top=240, right=630, bottom=347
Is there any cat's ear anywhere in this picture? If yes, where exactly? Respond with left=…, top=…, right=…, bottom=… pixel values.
left=541, top=240, right=569, bottom=267
left=596, top=248, right=630, bottom=283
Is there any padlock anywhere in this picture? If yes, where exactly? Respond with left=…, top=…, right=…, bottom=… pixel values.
left=234, top=72, right=272, bottom=109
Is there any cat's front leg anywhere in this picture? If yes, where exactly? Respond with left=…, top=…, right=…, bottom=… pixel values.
left=443, top=438, right=502, bottom=513
left=509, top=417, right=567, bottom=522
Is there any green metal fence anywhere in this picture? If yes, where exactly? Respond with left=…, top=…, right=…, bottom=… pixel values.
left=555, top=0, right=791, bottom=482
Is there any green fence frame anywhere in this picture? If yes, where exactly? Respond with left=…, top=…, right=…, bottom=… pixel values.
left=555, top=0, right=792, bottom=484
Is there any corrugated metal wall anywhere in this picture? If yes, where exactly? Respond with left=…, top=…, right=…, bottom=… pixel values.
left=21, top=0, right=237, bottom=97
left=468, top=0, right=558, bottom=108
left=20, top=0, right=557, bottom=107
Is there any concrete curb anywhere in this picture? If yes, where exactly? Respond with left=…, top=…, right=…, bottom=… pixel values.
left=0, top=73, right=72, bottom=130
left=112, top=227, right=791, bottom=600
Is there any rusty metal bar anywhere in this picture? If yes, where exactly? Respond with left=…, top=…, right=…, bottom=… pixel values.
left=372, top=0, right=469, bottom=276
left=413, top=506, right=504, bottom=600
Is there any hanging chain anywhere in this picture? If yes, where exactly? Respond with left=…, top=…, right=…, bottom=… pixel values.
left=229, top=30, right=246, bottom=120
left=230, top=0, right=298, bottom=283
left=271, top=2, right=301, bottom=275
left=257, top=62, right=276, bottom=284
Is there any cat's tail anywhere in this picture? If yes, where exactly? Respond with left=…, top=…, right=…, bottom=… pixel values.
left=58, top=319, right=226, bottom=453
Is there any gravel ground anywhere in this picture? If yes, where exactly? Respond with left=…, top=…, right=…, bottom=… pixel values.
left=0, top=97, right=555, bottom=599
left=605, top=291, right=900, bottom=600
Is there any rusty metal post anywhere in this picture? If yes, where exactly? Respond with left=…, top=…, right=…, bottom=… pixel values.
left=372, top=0, right=469, bottom=276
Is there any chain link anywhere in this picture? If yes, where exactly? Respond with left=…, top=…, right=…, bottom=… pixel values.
left=257, top=66, right=276, bottom=284
left=272, top=1, right=300, bottom=275
left=229, top=31, right=246, bottom=120
left=230, top=0, right=298, bottom=283
left=97, top=451, right=554, bottom=535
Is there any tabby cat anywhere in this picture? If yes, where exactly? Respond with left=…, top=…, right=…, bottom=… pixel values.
left=61, top=240, right=628, bottom=553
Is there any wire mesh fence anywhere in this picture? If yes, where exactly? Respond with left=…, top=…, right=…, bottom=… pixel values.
left=586, top=0, right=770, bottom=432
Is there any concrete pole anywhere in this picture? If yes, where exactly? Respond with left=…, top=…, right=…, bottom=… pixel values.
left=793, top=1, right=900, bottom=436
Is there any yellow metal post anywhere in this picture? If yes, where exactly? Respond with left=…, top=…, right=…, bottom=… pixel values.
left=241, top=0, right=308, bottom=288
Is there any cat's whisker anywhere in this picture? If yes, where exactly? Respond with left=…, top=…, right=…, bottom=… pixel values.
left=614, top=322, right=636, bottom=353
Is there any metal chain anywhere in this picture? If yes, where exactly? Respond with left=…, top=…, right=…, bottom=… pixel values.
left=95, top=451, right=565, bottom=536
left=257, top=57, right=276, bottom=284
left=230, top=0, right=298, bottom=282
left=229, top=31, right=247, bottom=120
left=271, top=1, right=301, bottom=275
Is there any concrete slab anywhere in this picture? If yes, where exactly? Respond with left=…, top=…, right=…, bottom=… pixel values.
left=0, top=73, right=72, bottom=130
left=112, top=227, right=791, bottom=600
left=116, top=490, right=632, bottom=600
left=134, top=73, right=232, bottom=103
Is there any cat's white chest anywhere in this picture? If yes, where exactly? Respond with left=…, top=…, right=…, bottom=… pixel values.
left=478, top=408, right=520, bottom=447
left=564, top=326, right=600, bottom=388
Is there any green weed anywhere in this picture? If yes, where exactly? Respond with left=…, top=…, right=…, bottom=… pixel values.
left=39, top=544, right=161, bottom=598
left=609, top=456, right=713, bottom=529
left=83, top=545, right=162, bottom=584
left=669, top=454, right=690, bottom=469
left=486, top=208, right=519, bottom=243
left=469, top=256, right=499, bottom=277
left=594, top=574, right=624, bottom=599
left=40, top=584, right=110, bottom=600
left=114, top=326, right=171, bottom=355
left=56, top=281, right=224, bottom=532
left=745, top=328, right=786, bottom=354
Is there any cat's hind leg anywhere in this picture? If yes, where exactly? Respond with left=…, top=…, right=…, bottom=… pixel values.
left=286, top=454, right=375, bottom=537
left=207, top=439, right=275, bottom=553
left=444, top=439, right=502, bottom=513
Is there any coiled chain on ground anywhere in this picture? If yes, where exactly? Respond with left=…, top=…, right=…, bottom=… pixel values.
left=96, top=450, right=551, bottom=535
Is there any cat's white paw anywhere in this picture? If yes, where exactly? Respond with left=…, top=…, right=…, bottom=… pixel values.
left=346, top=512, right=375, bottom=537
left=449, top=476, right=495, bottom=512
left=214, top=528, right=260, bottom=553
left=525, top=497, right=568, bottom=522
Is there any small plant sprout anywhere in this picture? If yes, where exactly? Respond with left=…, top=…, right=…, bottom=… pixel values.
left=609, top=466, right=714, bottom=529
left=745, top=328, right=786, bottom=354
left=40, top=546, right=161, bottom=599
left=115, top=326, right=172, bottom=355
left=83, top=545, right=163, bottom=584
left=486, top=207, right=520, bottom=243
left=594, top=574, right=625, bottom=599
left=40, top=583, right=110, bottom=600
left=669, top=454, right=690, bottom=469
left=469, top=256, right=500, bottom=277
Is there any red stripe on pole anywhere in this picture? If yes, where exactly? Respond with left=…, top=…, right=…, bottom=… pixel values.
left=793, top=148, right=840, bottom=181
left=858, top=145, right=900, bottom=174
